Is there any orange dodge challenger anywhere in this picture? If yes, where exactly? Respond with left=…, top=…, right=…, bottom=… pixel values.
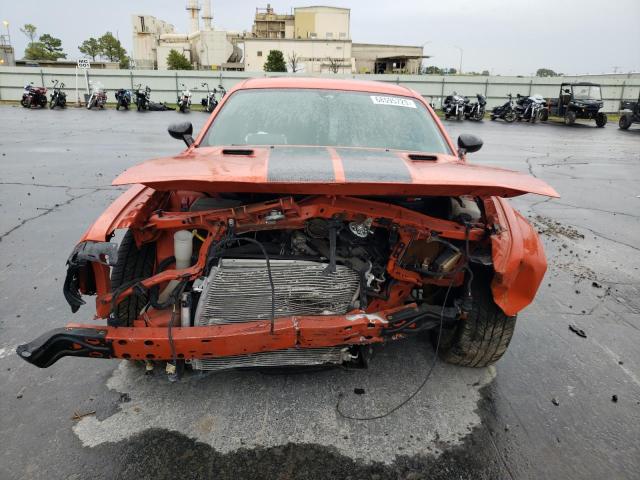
left=18, top=78, right=558, bottom=374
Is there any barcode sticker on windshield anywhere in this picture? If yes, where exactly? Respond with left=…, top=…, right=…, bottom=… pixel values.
left=370, top=95, right=417, bottom=108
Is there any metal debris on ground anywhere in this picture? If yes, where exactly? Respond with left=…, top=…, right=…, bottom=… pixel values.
left=569, top=325, right=587, bottom=338
left=552, top=398, right=560, bottom=406
left=16, top=386, right=26, bottom=399
left=71, top=410, right=96, bottom=421
left=354, top=388, right=366, bottom=395
left=611, top=395, right=618, bottom=403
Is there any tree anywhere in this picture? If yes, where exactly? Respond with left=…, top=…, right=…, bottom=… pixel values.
left=120, top=56, right=132, bottom=70
left=39, top=34, right=66, bottom=59
left=287, top=51, right=301, bottom=73
left=24, top=32, right=66, bottom=60
left=481, top=70, right=490, bottom=76
left=79, top=38, right=101, bottom=61
left=536, top=68, right=558, bottom=77
left=166, top=49, right=192, bottom=70
left=263, top=50, right=286, bottom=72
left=423, top=65, right=443, bottom=75
left=20, top=24, right=37, bottom=43
left=99, top=32, right=126, bottom=63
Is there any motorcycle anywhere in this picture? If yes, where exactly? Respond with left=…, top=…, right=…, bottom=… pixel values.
left=134, top=84, right=151, bottom=111
left=490, top=94, right=517, bottom=122
left=21, top=82, right=48, bottom=108
left=443, top=92, right=468, bottom=120
left=515, top=94, right=547, bottom=123
left=464, top=94, right=487, bottom=121
left=200, top=83, right=227, bottom=113
left=49, top=80, right=67, bottom=109
left=115, top=89, right=132, bottom=110
left=86, top=81, right=107, bottom=110
left=177, top=83, right=193, bottom=113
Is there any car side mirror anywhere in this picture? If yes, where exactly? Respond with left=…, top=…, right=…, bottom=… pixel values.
left=168, top=122, right=194, bottom=147
left=457, top=134, right=483, bottom=155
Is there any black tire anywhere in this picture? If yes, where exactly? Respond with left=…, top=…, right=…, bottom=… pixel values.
left=539, top=108, right=549, bottom=122
left=49, top=98, right=55, bottom=109
left=504, top=111, right=516, bottom=123
left=110, top=230, right=156, bottom=327
left=619, top=114, right=632, bottom=130
left=435, top=272, right=516, bottom=367
left=595, top=112, right=607, bottom=128
left=564, top=110, right=576, bottom=125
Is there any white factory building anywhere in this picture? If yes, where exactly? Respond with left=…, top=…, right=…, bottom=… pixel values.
left=132, top=1, right=241, bottom=70
left=132, top=2, right=426, bottom=74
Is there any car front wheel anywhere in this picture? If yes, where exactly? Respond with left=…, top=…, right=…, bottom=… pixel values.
left=110, top=230, right=156, bottom=327
left=434, top=271, right=516, bottom=367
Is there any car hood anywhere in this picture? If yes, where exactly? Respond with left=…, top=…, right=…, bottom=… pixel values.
left=112, top=146, right=559, bottom=198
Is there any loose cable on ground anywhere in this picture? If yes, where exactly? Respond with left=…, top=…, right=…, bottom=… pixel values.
left=335, top=280, right=454, bottom=421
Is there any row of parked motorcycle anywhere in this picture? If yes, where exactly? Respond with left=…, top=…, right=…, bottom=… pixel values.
left=21, top=80, right=226, bottom=113
left=442, top=92, right=549, bottom=123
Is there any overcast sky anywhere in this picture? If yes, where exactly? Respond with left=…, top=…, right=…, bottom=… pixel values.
left=2, top=0, right=639, bottom=75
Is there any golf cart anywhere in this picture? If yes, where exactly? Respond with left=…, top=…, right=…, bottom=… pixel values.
left=546, top=82, right=607, bottom=127
left=619, top=91, right=640, bottom=130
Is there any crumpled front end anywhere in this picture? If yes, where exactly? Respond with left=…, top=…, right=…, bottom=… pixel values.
left=18, top=180, right=551, bottom=370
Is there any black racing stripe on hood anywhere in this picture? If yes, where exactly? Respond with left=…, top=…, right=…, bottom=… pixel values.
left=337, top=148, right=412, bottom=183
left=267, top=147, right=335, bottom=182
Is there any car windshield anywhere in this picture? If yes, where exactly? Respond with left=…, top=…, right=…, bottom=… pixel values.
left=201, top=89, right=451, bottom=154
left=572, top=85, right=602, bottom=100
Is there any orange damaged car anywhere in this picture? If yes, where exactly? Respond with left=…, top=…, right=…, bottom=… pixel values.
left=17, top=78, right=558, bottom=375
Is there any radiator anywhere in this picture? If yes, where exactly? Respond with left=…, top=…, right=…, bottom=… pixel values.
left=192, top=347, right=349, bottom=371
left=194, top=258, right=360, bottom=326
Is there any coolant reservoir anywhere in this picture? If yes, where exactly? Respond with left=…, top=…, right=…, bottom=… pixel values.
left=173, top=230, right=193, bottom=269
left=450, top=196, right=481, bottom=223
left=158, top=230, right=193, bottom=304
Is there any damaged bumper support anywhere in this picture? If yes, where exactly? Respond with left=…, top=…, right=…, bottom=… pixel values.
left=16, top=304, right=460, bottom=368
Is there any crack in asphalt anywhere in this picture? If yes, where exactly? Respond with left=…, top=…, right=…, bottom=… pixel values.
left=0, top=188, right=100, bottom=241
left=0, top=181, right=113, bottom=190
left=578, top=226, right=640, bottom=253
left=525, top=156, right=538, bottom=178
left=547, top=201, right=640, bottom=219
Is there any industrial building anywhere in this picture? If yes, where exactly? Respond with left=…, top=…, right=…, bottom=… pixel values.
left=131, top=2, right=425, bottom=74
left=131, top=1, right=242, bottom=70
left=244, top=5, right=425, bottom=74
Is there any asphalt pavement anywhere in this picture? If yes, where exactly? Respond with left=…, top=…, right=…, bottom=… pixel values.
left=0, top=105, right=639, bottom=480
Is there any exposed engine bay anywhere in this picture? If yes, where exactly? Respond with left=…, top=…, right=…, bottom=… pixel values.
left=109, top=192, right=485, bottom=371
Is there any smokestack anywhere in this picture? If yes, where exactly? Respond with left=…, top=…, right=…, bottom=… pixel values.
left=186, top=0, right=201, bottom=34
left=202, top=0, right=213, bottom=31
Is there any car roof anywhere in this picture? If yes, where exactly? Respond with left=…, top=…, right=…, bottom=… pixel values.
left=237, top=77, right=418, bottom=97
